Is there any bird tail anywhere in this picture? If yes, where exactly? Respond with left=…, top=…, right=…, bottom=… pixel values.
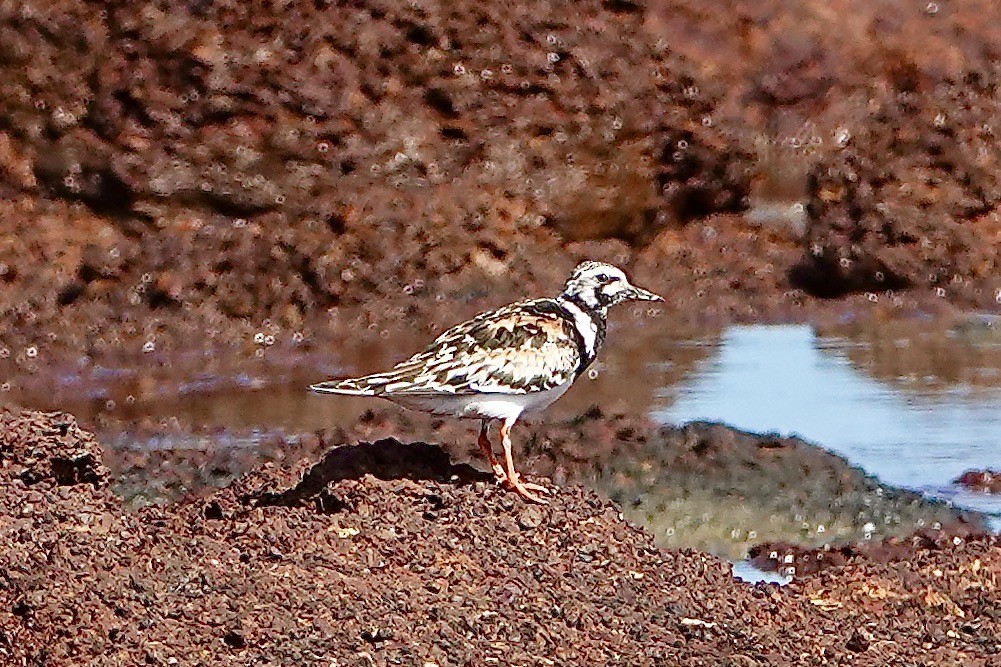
left=309, top=373, right=397, bottom=396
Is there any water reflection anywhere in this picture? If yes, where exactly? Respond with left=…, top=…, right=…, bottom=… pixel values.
left=818, top=315, right=1001, bottom=393
left=65, top=322, right=717, bottom=434
left=657, top=324, right=1001, bottom=522
left=731, top=560, right=793, bottom=586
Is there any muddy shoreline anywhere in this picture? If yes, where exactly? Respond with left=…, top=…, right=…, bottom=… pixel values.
left=2, top=0, right=1001, bottom=662
left=83, top=405, right=988, bottom=556
left=1, top=410, right=998, bottom=665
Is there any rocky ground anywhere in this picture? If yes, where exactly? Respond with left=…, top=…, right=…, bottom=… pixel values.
left=0, top=0, right=999, bottom=403
left=1, top=410, right=998, bottom=666
left=1, top=1, right=1000, bottom=662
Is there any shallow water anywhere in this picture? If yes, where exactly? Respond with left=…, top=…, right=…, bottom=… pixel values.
left=655, top=323, right=1001, bottom=529
left=730, top=560, right=793, bottom=586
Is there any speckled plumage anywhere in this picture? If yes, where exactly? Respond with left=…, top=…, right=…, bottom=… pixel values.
left=311, top=261, right=662, bottom=503
left=328, top=299, right=591, bottom=397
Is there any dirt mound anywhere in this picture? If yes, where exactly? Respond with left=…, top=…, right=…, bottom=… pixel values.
left=1, top=409, right=999, bottom=665
left=0, top=409, right=108, bottom=489
left=796, top=71, right=1001, bottom=296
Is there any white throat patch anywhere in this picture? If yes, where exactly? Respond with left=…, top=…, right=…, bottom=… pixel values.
left=557, top=297, right=599, bottom=359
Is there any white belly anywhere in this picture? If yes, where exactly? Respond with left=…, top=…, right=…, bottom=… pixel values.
left=386, top=383, right=572, bottom=421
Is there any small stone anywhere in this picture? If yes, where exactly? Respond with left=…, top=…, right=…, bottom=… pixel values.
left=846, top=630, right=871, bottom=653
left=517, top=506, right=543, bottom=530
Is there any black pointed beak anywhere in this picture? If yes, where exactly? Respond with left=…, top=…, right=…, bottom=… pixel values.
left=625, top=285, right=663, bottom=302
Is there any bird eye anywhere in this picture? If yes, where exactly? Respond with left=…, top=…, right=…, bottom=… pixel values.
left=596, top=273, right=612, bottom=282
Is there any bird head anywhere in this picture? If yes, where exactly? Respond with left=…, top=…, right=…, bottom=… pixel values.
left=559, top=261, right=663, bottom=312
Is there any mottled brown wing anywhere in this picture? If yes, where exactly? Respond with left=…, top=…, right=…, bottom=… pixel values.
left=363, top=300, right=580, bottom=395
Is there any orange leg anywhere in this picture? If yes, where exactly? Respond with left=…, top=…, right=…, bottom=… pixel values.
left=499, top=418, right=551, bottom=504
left=478, top=420, right=507, bottom=481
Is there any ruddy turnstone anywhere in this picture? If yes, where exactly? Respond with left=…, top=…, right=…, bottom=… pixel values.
left=310, top=261, right=662, bottom=503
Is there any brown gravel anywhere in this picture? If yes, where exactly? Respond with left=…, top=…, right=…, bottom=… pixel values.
left=1, top=409, right=999, bottom=665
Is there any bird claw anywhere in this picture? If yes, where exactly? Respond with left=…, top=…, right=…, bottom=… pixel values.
left=480, top=422, right=553, bottom=504
left=501, top=475, right=552, bottom=504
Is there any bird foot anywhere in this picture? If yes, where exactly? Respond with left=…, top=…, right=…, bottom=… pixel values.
left=501, top=474, right=552, bottom=504
left=488, top=462, right=507, bottom=481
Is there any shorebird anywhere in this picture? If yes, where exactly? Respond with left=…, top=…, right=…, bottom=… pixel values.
left=310, top=261, right=662, bottom=503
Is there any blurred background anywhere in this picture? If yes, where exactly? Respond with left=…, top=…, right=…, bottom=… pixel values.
left=1, top=0, right=999, bottom=572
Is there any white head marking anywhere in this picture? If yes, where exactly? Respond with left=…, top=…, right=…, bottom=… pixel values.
left=559, top=261, right=662, bottom=313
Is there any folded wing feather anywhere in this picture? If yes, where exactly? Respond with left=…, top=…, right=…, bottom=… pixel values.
left=310, top=300, right=580, bottom=396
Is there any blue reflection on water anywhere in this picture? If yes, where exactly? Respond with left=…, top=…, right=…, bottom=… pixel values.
left=655, top=325, right=1001, bottom=526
